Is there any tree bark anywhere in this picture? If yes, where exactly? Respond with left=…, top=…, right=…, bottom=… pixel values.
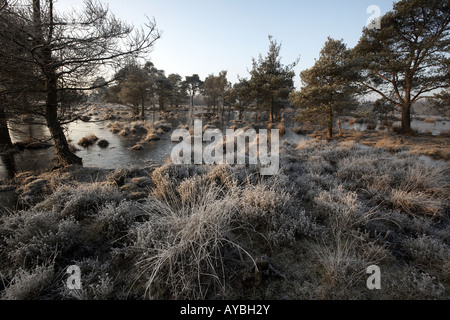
left=0, top=107, right=13, bottom=150
left=159, top=95, right=164, bottom=112
left=326, top=104, right=333, bottom=140
left=33, top=0, right=82, bottom=166
left=140, top=91, right=145, bottom=117
left=1, top=153, right=17, bottom=179
left=46, top=75, right=82, bottom=166
left=401, top=103, right=413, bottom=135
left=221, top=97, right=224, bottom=119
left=270, top=96, right=275, bottom=123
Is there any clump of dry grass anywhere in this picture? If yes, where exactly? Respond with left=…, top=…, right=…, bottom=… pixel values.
left=143, top=125, right=160, bottom=142
left=131, top=181, right=249, bottom=299
left=389, top=190, right=443, bottom=218
left=277, top=123, right=286, bottom=137
left=129, top=121, right=148, bottom=134
left=130, top=143, right=143, bottom=151
left=310, top=231, right=388, bottom=299
left=352, top=130, right=364, bottom=141
left=154, top=120, right=172, bottom=132
left=78, top=133, right=98, bottom=148
left=314, top=185, right=372, bottom=232
left=118, top=127, right=130, bottom=137
left=374, top=136, right=405, bottom=152
left=106, top=121, right=122, bottom=133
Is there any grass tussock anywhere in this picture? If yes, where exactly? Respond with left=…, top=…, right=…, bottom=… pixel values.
left=78, top=134, right=99, bottom=148
left=0, top=139, right=448, bottom=300
left=277, top=123, right=286, bottom=137
left=132, top=182, right=245, bottom=299
left=374, top=136, right=404, bottom=153
left=107, top=120, right=164, bottom=144
left=97, top=139, right=110, bottom=148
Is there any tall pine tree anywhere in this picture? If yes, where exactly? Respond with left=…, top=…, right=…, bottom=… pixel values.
left=249, top=36, right=297, bottom=123
left=353, top=0, right=450, bottom=135
left=290, top=37, right=359, bottom=139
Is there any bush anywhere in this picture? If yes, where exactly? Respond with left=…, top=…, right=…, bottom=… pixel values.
left=0, top=210, right=81, bottom=269
left=34, top=183, right=123, bottom=220
left=1, top=264, right=55, bottom=300
left=403, top=235, right=450, bottom=281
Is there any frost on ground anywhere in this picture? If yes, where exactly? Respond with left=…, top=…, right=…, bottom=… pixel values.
left=0, top=139, right=448, bottom=300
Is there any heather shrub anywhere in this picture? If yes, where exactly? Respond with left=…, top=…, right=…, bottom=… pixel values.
left=34, top=183, right=123, bottom=220
left=93, top=201, right=143, bottom=242
left=60, top=258, right=116, bottom=300
left=403, top=235, right=450, bottom=281
left=204, top=164, right=239, bottom=190
left=1, top=210, right=81, bottom=269
left=313, top=185, right=372, bottom=233
left=151, top=163, right=207, bottom=199
left=385, top=265, right=446, bottom=299
left=1, top=264, right=55, bottom=300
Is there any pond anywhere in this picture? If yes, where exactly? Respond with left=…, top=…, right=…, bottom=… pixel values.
left=341, top=118, right=449, bottom=135
left=0, top=108, right=287, bottom=181
left=1, top=108, right=449, bottom=183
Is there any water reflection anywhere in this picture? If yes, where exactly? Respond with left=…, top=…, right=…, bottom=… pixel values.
left=0, top=154, right=17, bottom=180
left=9, top=120, right=51, bottom=142
left=0, top=110, right=449, bottom=181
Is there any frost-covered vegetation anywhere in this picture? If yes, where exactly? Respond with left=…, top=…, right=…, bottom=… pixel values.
left=0, top=140, right=448, bottom=300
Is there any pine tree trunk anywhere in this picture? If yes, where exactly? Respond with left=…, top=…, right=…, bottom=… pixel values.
left=401, top=103, right=413, bottom=135
left=140, top=92, right=145, bottom=117
left=221, top=99, right=224, bottom=120
left=337, top=117, right=342, bottom=136
left=221, top=92, right=225, bottom=119
left=270, top=96, right=275, bottom=123
left=326, top=104, right=333, bottom=140
left=159, top=95, right=164, bottom=112
left=0, top=107, right=13, bottom=150
left=33, top=0, right=81, bottom=166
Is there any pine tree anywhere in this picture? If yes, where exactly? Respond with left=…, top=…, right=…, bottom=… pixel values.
left=185, top=74, right=204, bottom=109
left=353, top=0, right=450, bottom=135
left=249, top=36, right=297, bottom=122
left=290, top=37, right=359, bottom=139
left=167, top=73, right=188, bottom=108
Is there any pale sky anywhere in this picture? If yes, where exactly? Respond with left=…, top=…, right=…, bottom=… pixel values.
left=55, top=0, right=396, bottom=88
